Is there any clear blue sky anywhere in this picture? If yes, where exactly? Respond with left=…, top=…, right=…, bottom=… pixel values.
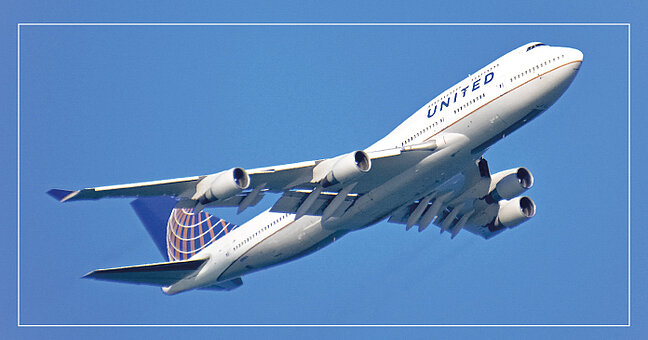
left=2, top=1, right=646, bottom=339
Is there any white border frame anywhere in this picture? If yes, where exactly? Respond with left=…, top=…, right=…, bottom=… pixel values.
left=16, top=22, right=631, bottom=328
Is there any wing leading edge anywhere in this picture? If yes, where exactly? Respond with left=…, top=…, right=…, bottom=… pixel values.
left=49, top=134, right=468, bottom=218
left=47, top=159, right=321, bottom=203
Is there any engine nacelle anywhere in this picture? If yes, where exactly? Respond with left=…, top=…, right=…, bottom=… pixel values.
left=494, top=196, right=536, bottom=228
left=321, top=150, right=371, bottom=188
left=193, top=167, right=250, bottom=204
left=487, top=167, right=534, bottom=202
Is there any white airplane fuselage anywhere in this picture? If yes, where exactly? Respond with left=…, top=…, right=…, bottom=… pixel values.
left=163, top=43, right=583, bottom=294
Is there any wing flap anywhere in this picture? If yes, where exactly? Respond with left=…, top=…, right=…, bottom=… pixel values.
left=173, top=191, right=266, bottom=209
left=246, top=160, right=320, bottom=192
left=462, top=224, right=506, bottom=240
left=385, top=158, right=503, bottom=239
left=387, top=194, right=505, bottom=239
left=83, top=258, right=207, bottom=286
left=200, top=278, right=243, bottom=291
left=270, top=190, right=358, bottom=217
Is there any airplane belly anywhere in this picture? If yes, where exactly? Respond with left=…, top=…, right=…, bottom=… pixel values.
left=339, top=142, right=476, bottom=230
left=218, top=216, right=337, bottom=280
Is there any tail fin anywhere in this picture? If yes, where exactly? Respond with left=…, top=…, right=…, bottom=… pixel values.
left=166, top=208, right=240, bottom=262
left=131, top=197, right=178, bottom=258
left=131, top=197, right=240, bottom=262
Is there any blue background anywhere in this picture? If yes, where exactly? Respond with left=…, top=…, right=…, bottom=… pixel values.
left=2, top=1, right=646, bottom=338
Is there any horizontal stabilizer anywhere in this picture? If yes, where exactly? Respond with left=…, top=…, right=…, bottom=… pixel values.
left=83, top=258, right=207, bottom=287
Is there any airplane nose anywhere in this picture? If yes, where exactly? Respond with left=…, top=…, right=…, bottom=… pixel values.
left=567, top=47, right=583, bottom=70
left=538, top=46, right=583, bottom=105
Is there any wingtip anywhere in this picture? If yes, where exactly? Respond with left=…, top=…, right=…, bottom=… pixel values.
left=47, top=189, right=78, bottom=202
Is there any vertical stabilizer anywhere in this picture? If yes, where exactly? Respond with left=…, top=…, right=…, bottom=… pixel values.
left=131, top=197, right=178, bottom=258
left=166, top=208, right=239, bottom=262
left=131, top=197, right=240, bottom=262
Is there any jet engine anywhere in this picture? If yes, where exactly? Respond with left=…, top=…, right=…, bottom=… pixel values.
left=193, top=167, right=250, bottom=204
left=493, top=196, right=536, bottom=228
left=486, top=167, right=534, bottom=202
left=321, top=150, right=372, bottom=188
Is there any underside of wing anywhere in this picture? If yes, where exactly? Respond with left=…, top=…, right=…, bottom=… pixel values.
left=200, top=278, right=243, bottom=291
left=48, top=175, right=202, bottom=202
left=243, top=149, right=427, bottom=194
left=245, top=160, right=321, bottom=192
left=46, top=150, right=420, bottom=203
left=388, top=200, right=504, bottom=239
left=48, top=160, right=322, bottom=203
left=386, top=157, right=537, bottom=239
left=269, top=190, right=359, bottom=217
left=49, top=134, right=468, bottom=218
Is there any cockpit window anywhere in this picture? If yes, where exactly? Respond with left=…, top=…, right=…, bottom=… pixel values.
left=526, top=43, right=547, bottom=52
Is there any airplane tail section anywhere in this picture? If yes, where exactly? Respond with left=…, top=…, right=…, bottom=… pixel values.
left=131, top=196, right=178, bottom=258
left=83, top=258, right=208, bottom=286
left=130, top=197, right=240, bottom=262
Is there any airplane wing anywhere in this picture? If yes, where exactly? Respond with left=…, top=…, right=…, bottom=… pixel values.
left=386, top=157, right=536, bottom=239
left=387, top=200, right=503, bottom=240
left=47, top=160, right=320, bottom=203
left=49, top=133, right=469, bottom=214
left=48, top=176, right=204, bottom=202
left=269, top=189, right=359, bottom=218
left=47, top=151, right=418, bottom=201
left=385, top=157, right=494, bottom=239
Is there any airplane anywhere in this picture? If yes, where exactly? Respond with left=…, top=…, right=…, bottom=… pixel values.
left=48, top=42, right=582, bottom=294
